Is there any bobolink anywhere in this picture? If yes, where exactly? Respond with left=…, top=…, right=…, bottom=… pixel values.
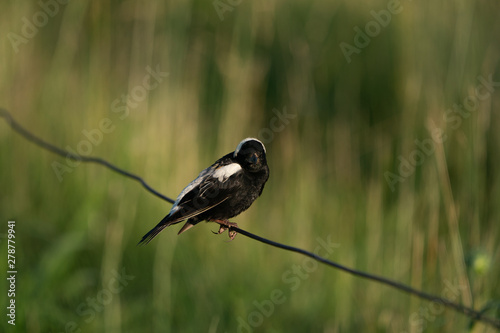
left=139, top=138, right=269, bottom=244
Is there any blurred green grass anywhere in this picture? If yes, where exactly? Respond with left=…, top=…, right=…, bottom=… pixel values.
left=1, top=0, right=499, bottom=332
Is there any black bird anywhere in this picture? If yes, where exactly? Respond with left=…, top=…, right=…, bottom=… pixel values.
left=139, top=138, right=269, bottom=244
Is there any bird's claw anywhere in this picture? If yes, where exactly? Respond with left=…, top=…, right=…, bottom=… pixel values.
left=228, top=229, right=237, bottom=240
left=212, top=220, right=238, bottom=240
left=213, top=224, right=228, bottom=235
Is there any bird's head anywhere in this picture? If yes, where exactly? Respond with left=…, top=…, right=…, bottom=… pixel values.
left=233, top=138, right=267, bottom=172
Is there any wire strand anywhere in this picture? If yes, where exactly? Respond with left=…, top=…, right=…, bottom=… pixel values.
left=1, top=108, right=499, bottom=330
left=230, top=226, right=500, bottom=328
left=0, top=108, right=174, bottom=204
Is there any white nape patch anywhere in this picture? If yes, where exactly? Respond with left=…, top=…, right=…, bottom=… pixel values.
left=213, top=163, right=242, bottom=182
left=234, top=137, right=266, bottom=157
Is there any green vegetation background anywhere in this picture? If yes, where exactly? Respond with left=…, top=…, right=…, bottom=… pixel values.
left=1, top=0, right=499, bottom=332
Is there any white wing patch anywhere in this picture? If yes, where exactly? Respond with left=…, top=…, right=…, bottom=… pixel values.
left=167, top=163, right=240, bottom=215
left=212, top=163, right=242, bottom=182
left=169, top=167, right=211, bottom=214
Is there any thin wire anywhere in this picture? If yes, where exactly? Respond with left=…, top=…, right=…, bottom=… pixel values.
left=0, top=108, right=174, bottom=204
left=230, top=226, right=500, bottom=328
left=1, top=109, right=499, bottom=330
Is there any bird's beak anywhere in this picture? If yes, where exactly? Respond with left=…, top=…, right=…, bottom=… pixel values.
left=247, top=153, right=258, bottom=165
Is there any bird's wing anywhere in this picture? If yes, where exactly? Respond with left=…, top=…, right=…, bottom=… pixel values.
left=167, top=164, right=240, bottom=223
left=165, top=194, right=230, bottom=225
left=138, top=182, right=232, bottom=246
left=138, top=160, right=243, bottom=245
left=138, top=193, right=230, bottom=245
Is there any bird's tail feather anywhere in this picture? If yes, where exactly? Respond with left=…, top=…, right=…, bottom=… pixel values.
left=138, top=225, right=167, bottom=245
left=138, top=215, right=177, bottom=245
left=177, top=220, right=196, bottom=235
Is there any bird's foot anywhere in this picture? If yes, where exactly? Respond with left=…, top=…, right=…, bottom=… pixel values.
left=211, top=220, right=238, bottom=240
left=212, top=224, right=228, bottom=235
left=227, top=229, right=237, bottom=240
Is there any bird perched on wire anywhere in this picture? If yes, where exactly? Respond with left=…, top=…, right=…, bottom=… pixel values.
left=138, top=138, right=269, bottom=244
